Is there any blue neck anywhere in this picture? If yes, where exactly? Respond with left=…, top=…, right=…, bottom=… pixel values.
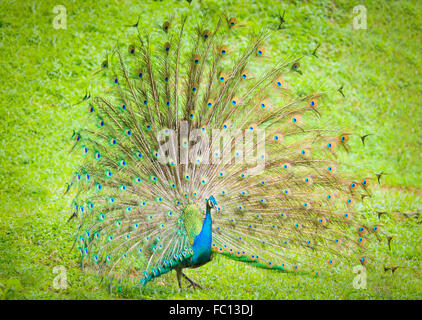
left=206, top=203, right=212, bottom=216
left=190, top=205, right=212, bottom=266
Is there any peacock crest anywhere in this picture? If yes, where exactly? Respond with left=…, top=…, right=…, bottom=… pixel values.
left=67, top=15, right=380, bottom=289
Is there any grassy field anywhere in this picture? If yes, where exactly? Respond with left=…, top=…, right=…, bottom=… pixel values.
left=0, top=0, right=421, bottom=299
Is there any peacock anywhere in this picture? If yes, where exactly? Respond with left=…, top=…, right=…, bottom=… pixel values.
left=66, top=15, right=380, bottom=291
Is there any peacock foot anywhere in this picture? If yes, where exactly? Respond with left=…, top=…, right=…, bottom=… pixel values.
left=183, top=273, right=204, bottom=290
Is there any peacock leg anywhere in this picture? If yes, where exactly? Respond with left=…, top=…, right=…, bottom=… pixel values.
left=108, top=277, right=113, bottom=294
left=176, top=268, right=183, bottom=290
left=182, top=272, right=204, bottom=290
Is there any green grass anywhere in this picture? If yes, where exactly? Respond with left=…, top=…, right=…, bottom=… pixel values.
left=0, top=0, right=421, bottom=299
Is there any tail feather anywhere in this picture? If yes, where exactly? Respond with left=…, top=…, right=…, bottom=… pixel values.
left=67, top=16, right=378, bottom=285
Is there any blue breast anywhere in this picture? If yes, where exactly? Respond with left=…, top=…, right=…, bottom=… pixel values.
left=190, top=213, right=212, bottom=266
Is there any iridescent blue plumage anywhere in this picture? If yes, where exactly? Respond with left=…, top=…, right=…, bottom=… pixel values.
left=190, top=196, right=217, bottom=267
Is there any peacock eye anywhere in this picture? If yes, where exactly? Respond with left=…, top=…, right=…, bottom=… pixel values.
left=309, top=99, right=318, bottom=107
left=208, top=200, right=213, bottom=208
left=219, top=46, right=228, bottom=56
left=228, top=17, right=237, bottom=27
left=163, top=21, right=170, bottom=31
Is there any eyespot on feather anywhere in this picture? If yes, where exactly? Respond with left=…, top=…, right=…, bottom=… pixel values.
left=343, top=212, right=352, bottom=220
left=247, top=122, right=257, bottom=131
left=372, top=225, right=381, bottom=233
left=324, top=138, right=337, bottom=151
left=308, top=98, right=318, bottom=108
left=241, top=70, right=250, bottom=79
left=326, top=164, right=337, bottom=173
left=258, top=99, right=270, bottom=110
left=191, top=83, right=199, bottom=93
left=202, top=29, right=210, bottom=40
left=256, top=46, right=265, bottom=56
left=222, top=121, right=231, bottom=130
left=358, top=225, right=367, bottom=235
left=163, top=21, right=170, bottom=32
left=346, top=197, right=355, bottom=207
left=273, top=130, right=284, bottom=144
left=274, top=77, right=285, bottom=88
left=357, top=237, right=367, bottom=246
left=292, top=62, right=300, bottom=71
left=228, top=17, right=238, bottom=28
left=231, top=96, right=240, bottom=106
left=339, top=133, right=349, bottom=143
left=318, top=217, right=327, bottom=224
left=304, top=176, right=313, bottom=185
left=299, top=147, right=311, bottom=158
left=219, top=46, right=229, bottom=56
left=192, top=54, right=200, bottom=65
left=361, top=178, right=370, bottom=188
left=348, top=181, right=358, bottom=191
left=289, top=114, right=302, bottom=125
left=281, top=162, right=291, bottom=170
left=218, top=72, right=227, bottom=82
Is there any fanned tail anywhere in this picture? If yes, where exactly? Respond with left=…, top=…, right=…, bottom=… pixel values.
left=67, top=15, right=378, bottom=286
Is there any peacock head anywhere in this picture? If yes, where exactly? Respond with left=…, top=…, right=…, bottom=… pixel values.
left=206, top=195, right=218, bottom=211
